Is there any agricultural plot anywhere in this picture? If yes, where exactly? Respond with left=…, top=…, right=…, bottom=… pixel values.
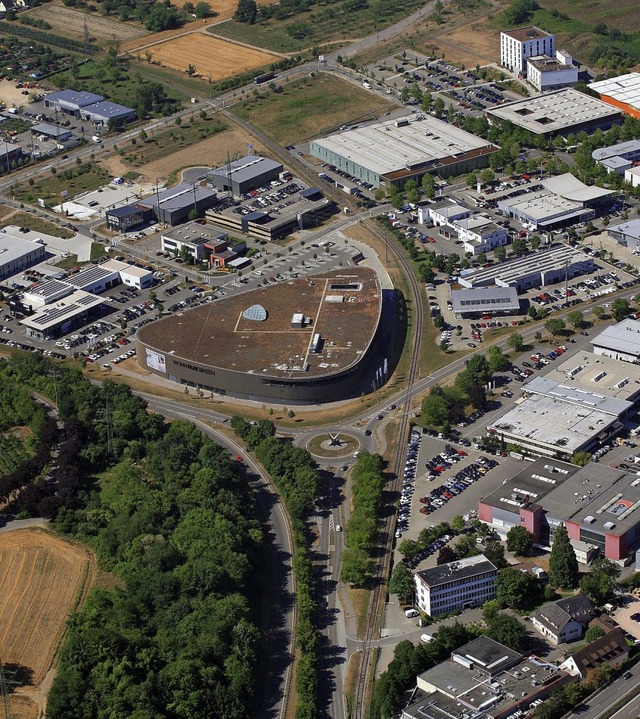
left=144, top=33, right=280, bottom=81
left=0, top=530, right=93, bottom=717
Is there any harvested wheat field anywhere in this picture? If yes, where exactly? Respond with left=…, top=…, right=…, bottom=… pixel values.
left=0, top=529, right=93, bottom=719
left=144, top=34, right=280, bottom=81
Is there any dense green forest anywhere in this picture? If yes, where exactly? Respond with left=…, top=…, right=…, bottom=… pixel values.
left=0, top=354, right=268, bottom=719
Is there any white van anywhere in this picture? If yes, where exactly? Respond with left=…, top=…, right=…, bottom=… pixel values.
left=420, top=633, right=434, bottom=644
left=404, top=608, right=419, bottom=618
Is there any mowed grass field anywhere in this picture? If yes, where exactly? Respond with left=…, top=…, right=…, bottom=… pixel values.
left=0, top=530, right=92, bottom=693
left=145, top=33, right=280, bottom=81
left=233, top=74, right=396, bottom=145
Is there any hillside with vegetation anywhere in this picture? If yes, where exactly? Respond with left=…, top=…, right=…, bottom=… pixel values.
left=0, top=354, right=266, bottom=719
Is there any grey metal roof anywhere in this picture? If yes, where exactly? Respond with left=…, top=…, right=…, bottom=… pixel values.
left=592, top=318, right=640, bottom=356
left=487, top=88, right=621, bottom=134
left=592, top=139, right=640, bottom=161
left=311, top=115, right=491, bottom=176
left=540, top=173, right=615, bottom=203
left=522, top=375, right=632, bottom=416
left=138, top=183, right=216, bottom=212
left=31, top=122, right=72, bottom=139
left=452, top=636, right=522, bottom=672
left=608, top=219, right=640, bottom=241
left=45, top=89, right=103, bottom=107
left=416, top=554, right=496, bottom=587
left=83, top=100, right=135, bottom=120
left=450, top=286, right=519, bottom=313
left=209, top=155, right=282, bottom=182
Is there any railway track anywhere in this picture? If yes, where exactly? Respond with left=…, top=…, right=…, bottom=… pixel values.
left=223, top=107, right=427, bottom=719
left=351, top=219, right=425, bottom=719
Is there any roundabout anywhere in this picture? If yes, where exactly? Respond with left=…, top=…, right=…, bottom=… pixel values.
left=305, top=431, right=360, bottom=458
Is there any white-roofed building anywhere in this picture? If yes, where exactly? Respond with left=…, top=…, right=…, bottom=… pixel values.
left=454, top=215, right=508, bottom=255
left=20, top=289, right=105, bottom=340
left=626, top=166, right=640, bottom=188
left=526, top=52, right=578, bottom=92
left=450, top=286, right=519, bottom=317
left=588, top=73, right=640, bottom=120
left=592, top=140, right=640, bottom=175
left=309, top=115, right=498, bottom=188
left=420, top=202, right=470, bottom=231
left=0, top=232, right=46, bottom=279
left=592, top=318, right=640, bottom=364
left=458, top=244, right=595, bottom=292
left=486, top=88, right=622, bottom=137
left=102, top=259, right=154, bottom=289
left=608, top=219, right=640, bottom=251
left=497, top=173, right=615, bottom=230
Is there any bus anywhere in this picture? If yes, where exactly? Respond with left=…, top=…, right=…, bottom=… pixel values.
left=254, top=71, right=275, bottom=85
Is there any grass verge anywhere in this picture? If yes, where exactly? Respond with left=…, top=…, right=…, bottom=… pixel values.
left=123, top=116, right=227, bottom=166
left=233, top=74, right=395, bottom=145
left=13, top=164, right=111, bottom=205
left=0, top=212, right=73, bottom=239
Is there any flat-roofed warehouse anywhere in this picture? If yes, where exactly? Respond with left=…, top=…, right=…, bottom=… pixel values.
left=486, top=88, right=622, bottom=137
left=309, top=115, right=498, bottom=188
left=592, top=318, right=640, bottom=363
left=450, top=286, right=520, bottom=318
left=0, top=233, right=46, bottom=278
left=487, top=378, right=630, bottom=461
left=136, top=267, right=389, bottom=403
left=589, top=73, right=640, bottom=120
left=478, top=457, right=640, bottom=561
left=458, top=244, right=595, bottom=292
left=536, top=349, right=640, bottom=403
left=208, top=155, right=283, bottom=196
left=497, top=173, right=616, bottom=230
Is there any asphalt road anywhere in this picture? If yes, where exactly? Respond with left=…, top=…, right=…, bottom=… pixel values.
left=142, top=398, right=295, bottom=719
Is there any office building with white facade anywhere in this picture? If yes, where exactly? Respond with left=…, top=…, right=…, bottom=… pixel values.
left=414, top=555, right=497, bottom=616
left=526, top=51, right=578, bottom=92
left=455, top=215, right=508, bottom=255
left=500, top=26, right=555, bottom=77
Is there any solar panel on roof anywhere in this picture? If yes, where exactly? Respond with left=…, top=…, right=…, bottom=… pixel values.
left=242, top=304, right=267, bottom=321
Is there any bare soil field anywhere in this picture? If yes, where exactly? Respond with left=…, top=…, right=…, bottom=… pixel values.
left=424, top=16, right=500, bottom=67
left=141, top=33, right=279, bottom=81
left=101, top=125, right=268, bottom=180
left=0, top=529, right=93, bottom=719
left=0, top=83, right=36, bottom=111
left=26, top=2, right=148, bottom=44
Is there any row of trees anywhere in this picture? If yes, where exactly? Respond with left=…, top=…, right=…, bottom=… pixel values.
left=341, top=452, right=385, bottom=586
left=232, top=416, right=322, bottom=719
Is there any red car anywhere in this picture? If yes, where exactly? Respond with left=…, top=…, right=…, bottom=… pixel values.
left=234, top=455, right=244, bottom=463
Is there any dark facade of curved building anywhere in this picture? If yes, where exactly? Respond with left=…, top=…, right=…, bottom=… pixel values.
left=136, top=268, right=394, bottom=404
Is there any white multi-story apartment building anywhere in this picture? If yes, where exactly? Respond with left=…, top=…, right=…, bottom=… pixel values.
left=414, top=554, right=498, bottom=617
left=500, top=26, right=555, bottom=77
